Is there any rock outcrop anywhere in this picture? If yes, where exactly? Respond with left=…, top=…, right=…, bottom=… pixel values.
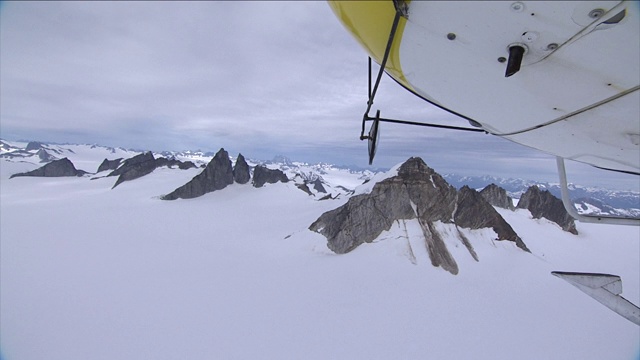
left=296, top=183, right=313, bottom=195
left=108, top=152, right=157, bottom=188
left=252, top=165, right=288, bottom=188
left=10, top=158, right=86, bottom=178
left=480, top=183, right=515, bottom=210
left=155, top=157, right=196, bottom=170
left=517, top=186, right=578, bottom=234
left=233, top=153, right=251, bottom=184
left=309, top=157, right=528, bottom=275
left=294, top=178, right=328, bottom=197
left=312, top=179, right=327, bottom=194
left=97, top=158, right=123, bottom=173
left=36, top=148, right=56, bottom=163
left=162, top=148, right=234, bottom=200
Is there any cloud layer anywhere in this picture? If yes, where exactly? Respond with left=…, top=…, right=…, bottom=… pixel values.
left=1, top=2, right=636, bottom=189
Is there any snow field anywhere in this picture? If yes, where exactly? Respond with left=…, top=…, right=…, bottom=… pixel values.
left=1, top=154, right=639, bottom=360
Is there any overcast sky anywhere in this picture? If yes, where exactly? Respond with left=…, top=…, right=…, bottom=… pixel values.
left=1, top=1, right=637, bottom=189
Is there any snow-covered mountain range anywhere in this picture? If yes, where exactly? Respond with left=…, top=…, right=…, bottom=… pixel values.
left=1, top=139, right=639, bottom=360
left=443, top=174, right=640, bottom=217
left=3, top=140, right=637, bottom=216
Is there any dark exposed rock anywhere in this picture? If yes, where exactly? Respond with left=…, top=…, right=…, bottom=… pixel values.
left=25, top=141, right=44, bottom=151
left=309, top=157, right=528, bottom=274
left=162, top=148, right=234, bottom=200
left=252, top=165, right=288, bottom=188
left=108, top=152, right=155, bottom=177
left=36, top=148, right=56, bottom=163
left=106, top=153, right=195, bottom=188
left=310, top=158, right=456, bottom=254
left=109, top=152, right=157, bottom=188
left=295, top=178, right=327, bottom=196
left=10, top=158, right=86, bottom=178
left=480, top=183, right=515, bottom=210
left=97, top=158, right=123, bottom=173
left=296, top=183, right=313, bottom=196
left=312, top=179, right=327, bottom=193
left=455, top=186, right=529, bottom=252
left=155, top=157, right=196, bottom=170
left=233, top=153, right=251, bottom=184
left=517, top=186, right=578, bottom=234
left=177, top=160, right=196, bottom=170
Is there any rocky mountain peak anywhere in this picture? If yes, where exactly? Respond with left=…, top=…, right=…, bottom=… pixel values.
left=36, top=148, right=56, bottom=163
left=480, top=183, right=515, bottom=210
left=25, top=141, right=44, bottom=151
left=309, top=157, right=528, bottom=275
left=517, top=186, right=578, bottom=234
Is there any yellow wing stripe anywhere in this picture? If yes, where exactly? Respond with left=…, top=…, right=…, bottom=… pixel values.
left=328, top=1, right=412, bottom=91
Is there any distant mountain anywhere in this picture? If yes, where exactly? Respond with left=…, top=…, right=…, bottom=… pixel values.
left=443, top=174, right=640, bottom=217
left=3, top=139, right=637, bottom=217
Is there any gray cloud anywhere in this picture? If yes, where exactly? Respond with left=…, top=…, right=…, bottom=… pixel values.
left=1, top=1, right=636, bottom=190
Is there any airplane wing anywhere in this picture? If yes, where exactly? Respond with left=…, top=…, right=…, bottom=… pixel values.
left=328, top=1, right=640, bottom=175
left=552, top=271, right=640, bottom=326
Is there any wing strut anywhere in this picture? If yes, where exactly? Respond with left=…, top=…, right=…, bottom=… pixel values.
left=556, top=157, right=640, bottom=226
left=359, top=7, right=484, bottom=164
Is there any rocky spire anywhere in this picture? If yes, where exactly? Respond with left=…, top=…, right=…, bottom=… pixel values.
left=233, top=153, right=251, bottom=184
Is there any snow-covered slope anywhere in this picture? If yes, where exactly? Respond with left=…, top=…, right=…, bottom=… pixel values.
left=1, top=146, right=639, bottom=360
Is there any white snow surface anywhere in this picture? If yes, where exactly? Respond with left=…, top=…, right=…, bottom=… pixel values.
left=1, top=150, right=639, bottom=360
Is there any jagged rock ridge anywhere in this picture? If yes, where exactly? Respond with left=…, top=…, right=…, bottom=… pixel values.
left=106, top=152, right=196, bottom=188
left=309, top=157, right=529, bottom=275
left=162, top=149, right=290, bottom=200
left=252, top=165, right=289, bottom=188
left=108, top=152, right=157, bottom=189
left=456, top=186, right=529, bottom=251
left=517, top=186, right=578, bottom=234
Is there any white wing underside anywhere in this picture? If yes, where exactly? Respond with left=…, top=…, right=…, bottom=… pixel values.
left=398, top=1, right=640, bottom=173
